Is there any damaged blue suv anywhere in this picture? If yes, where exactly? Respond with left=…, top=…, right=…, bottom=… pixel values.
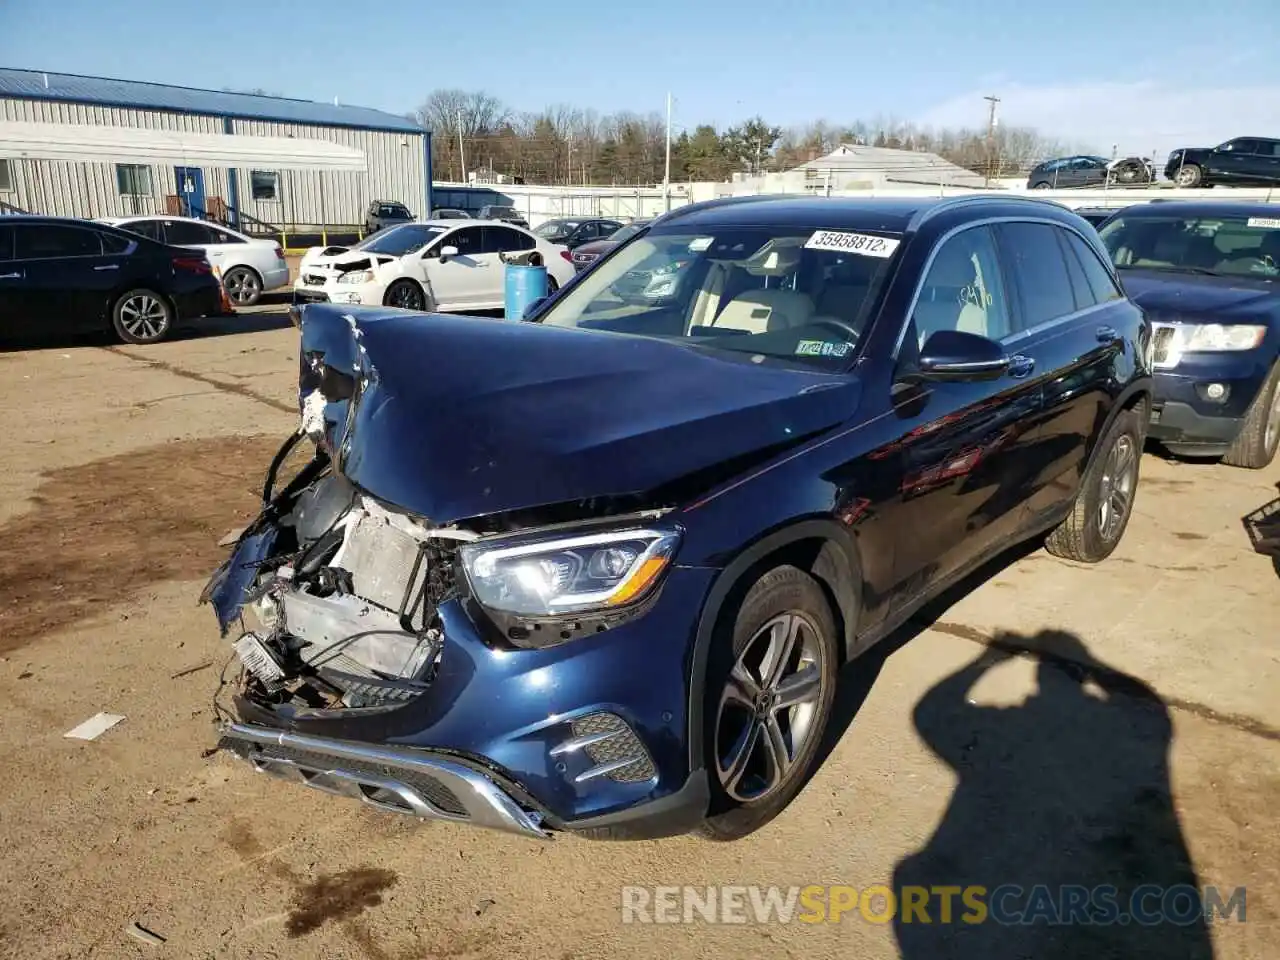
left=206, top=196, right=1152, bottom=841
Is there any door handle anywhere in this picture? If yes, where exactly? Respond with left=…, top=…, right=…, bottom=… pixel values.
left=1006, top=354, right=1035, bottom=379
left=1096, top=325, right=1119, bottom=343
left=0, top=271, right=22, bottom=280
left=94, top=264, right=119, bottom=271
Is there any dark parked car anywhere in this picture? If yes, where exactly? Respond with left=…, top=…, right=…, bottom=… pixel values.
left=1098, top=200, right=1280, bottom=467
left=476, top=204, right=529, bottom=229
left=569, top=218, right=653, bottom=271
left=364, top=201, right=415, bottom=235
left=207, top=195, right=1151, bottom=842
left=534, top=217, right=625, bottom=251
left=0, top=216, right=223, bottom=344
left=430, top=208, right=472, bottom=220
left=1028, top=155, right=1153, bottom=190
left=1165, top=137, right=1280, bottom=188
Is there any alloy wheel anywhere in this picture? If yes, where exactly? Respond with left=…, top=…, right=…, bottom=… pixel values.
left=224, top=268, right=261, bottom=305
left=389, top=283, right=424, bottom=310
left=714, top=612, right=827, bottom=803
left=1097, top=434, right=1137, bottom=541
left=119, top=294, right=169, bottom=341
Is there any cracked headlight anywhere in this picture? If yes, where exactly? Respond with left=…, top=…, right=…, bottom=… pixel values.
left=337, top=270, right=374, bottom=284
left=459, top=528, right=680, bottom=617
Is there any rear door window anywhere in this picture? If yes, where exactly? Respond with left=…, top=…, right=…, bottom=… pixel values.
left=120, top=219, right=163, bottom=242
left=15, top=224, right=103, bottom=259
left=996, top=222, right=1077, bottom=327
left=163, top=220, right=219, bottom=245
left=482, top=226, right=535, bottom=253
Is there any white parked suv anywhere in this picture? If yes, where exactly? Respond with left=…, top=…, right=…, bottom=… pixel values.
left=102, top=216, right=290, bottom=306
left=294, top=220, right=575, bottom=312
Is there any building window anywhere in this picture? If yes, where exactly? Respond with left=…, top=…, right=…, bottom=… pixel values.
left=250, top=170, right=279, bottom=201
left=0, top=159, right=12, bottom=192
left=115, top=164, right=152, bottom=197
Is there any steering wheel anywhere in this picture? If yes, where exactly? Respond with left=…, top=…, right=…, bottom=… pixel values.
left=809, top=317, right=861, bottom=343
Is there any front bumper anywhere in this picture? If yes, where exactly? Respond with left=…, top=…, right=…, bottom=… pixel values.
left=1149, top=351, right=1270, bottom=449
left=292, top=279, right=380, bottom=306
left=207, top=523, right=717, bottom=837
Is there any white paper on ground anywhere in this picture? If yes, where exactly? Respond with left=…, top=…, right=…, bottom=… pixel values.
left=64, top=712, right=126, bottom=741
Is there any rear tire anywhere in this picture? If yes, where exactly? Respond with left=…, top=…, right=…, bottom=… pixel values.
left=695, top=565, right=838, bottom=842
left=1045, top=407, right=1145, bottom=563
left=111, top=288, right=174, bottom=344
left=222, top=266, right=263, bottom=307
left=1031, top=181, right=1052, bottom=190
left=1222, top=362, right=1280, bottom=469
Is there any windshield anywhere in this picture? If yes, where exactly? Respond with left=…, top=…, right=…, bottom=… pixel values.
left=487, top=207, right=518, bottom=218
left=536, top=219, right=578, bottom=238
left=1099, top=213, right=1280, bottom=279
left=536, top=225, right=900, bottom=366
left=608, top=223, right=647, bottom=242
left=356, top=223, right=448, bottom=256
left=380, top=205, right=410, bottom=217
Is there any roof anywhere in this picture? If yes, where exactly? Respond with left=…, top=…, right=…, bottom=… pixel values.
left=1112, top=200, right=1280, bottom=218
left=0, top=119, right=367, bottom=170
left=0, top=68, right=423, bottom=134
left=788, top=143, right=987, bottom=189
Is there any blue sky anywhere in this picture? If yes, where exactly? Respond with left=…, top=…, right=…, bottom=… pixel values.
left=2, top=0, right=1278, bottom=154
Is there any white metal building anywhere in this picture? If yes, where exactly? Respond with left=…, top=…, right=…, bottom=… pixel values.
left=0, top=68, right=431, bottom=229
left=735, top=143, right=987, bottom=193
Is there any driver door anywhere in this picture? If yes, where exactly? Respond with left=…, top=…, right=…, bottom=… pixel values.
left=421, top=225, right=490, bottom=309
left=887, top=225, right=1044, bottom=608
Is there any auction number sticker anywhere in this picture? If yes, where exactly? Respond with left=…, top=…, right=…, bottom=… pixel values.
left=805, top=230, right=900, bottom=258
left=1246, top=217, right=1280, bottom=229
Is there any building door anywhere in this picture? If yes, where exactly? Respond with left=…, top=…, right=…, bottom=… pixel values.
left=174, top=166, right=206, bottom=218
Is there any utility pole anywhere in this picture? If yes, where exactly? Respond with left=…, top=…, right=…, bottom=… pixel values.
left=983, top=95, right=1000, bottom=188
left=567, top=137, right=573, bottom=187
left=457, top=108, right=467, bottom=183
left=663, top=91, right=672, bottom=212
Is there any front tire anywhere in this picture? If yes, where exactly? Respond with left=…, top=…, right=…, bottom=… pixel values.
left=222, top=266, right=263, bottom=306
left=111, top=288, right=174, bottom=344
left=383, top=279, right=427, bottom=311
left=695, top=565, right=838, bottom=842
left=1031, top=181, right=1053, bottom=190
left=1045, top=407, right=1145, bottom=562
left=1222, top=362, right=1280, bottom=469
left=1175, top=164, right=1203, bottom=187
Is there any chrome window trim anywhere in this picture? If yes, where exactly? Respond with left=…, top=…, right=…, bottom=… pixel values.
left=7, top=223, right=137, bottom=262
left=891, top=215, right=1121, bottom=361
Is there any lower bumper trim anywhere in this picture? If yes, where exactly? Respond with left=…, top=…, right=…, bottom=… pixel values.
left=219, top=722, right=550, bottom=839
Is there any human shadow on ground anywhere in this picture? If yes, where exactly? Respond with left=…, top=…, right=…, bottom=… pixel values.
left=1242, top=482, right=1280, bottom=580
left=892, top=628, right=1213, bottom=960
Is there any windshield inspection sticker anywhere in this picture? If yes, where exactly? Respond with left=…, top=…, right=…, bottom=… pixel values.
left=805, top=230, right=901, bottom=258
left=1246, top=217, right=1280, bottom=229
left=796, top=339, right=853, bottom=358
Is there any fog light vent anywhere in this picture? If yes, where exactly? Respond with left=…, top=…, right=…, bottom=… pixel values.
left=554, top=712, right=656, bottom=784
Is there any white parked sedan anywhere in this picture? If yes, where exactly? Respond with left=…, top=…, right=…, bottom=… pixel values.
left=102, top=215, right=289, bottom=306
left=293, top=220, right=575, bottom=312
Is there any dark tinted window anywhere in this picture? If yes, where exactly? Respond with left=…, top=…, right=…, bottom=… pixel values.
left=164, top=220, right=218, bottom=245
left=912, top=225, right=1013, bottom=345
left=1065, top=232, right=1123, bottom=304
left=15, top=224, right=102, bottom=259
left=482, top=226, right=534, bottom=253
left=0, top=224, right=13, bottom=260
left=444, top=226, right=482, bottom=255
left=997, top=222, right=1076, bottom=326
left=1222, top=139, right=1259, bottom=154
left=120, top=219, right=163, bottom=242
left=99, top=231, right=132, bottom=255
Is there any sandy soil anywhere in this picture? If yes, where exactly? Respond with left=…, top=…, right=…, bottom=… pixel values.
left=0, top=309, right=1277, bottom=959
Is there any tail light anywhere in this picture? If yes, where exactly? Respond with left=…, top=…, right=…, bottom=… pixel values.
left=273, top=245, right=285, bottom=261
left=560, top=250, right=573, bottom=262
left=173, top=255, right=212, bottom=275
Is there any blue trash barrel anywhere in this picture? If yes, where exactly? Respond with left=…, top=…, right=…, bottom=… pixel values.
left=504, top=263, right=549, bottom=320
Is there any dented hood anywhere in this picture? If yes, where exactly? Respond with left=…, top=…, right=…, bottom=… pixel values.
left=300, top=245, right=399, bottom=272
left=298, top=304, right=859, bottom=523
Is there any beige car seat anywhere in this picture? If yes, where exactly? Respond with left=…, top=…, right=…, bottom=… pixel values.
left=712, top=288, right=816, bottom=334
left=912, top=247, right=990, bottom=345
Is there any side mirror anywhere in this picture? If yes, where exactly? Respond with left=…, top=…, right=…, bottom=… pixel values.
left=915, top=329, right=1009, bottom=381
left=438, top=245, right=459, bottom=261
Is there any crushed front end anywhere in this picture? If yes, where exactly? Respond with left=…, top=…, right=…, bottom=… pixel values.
left=201, top=305, right=731, bottom=840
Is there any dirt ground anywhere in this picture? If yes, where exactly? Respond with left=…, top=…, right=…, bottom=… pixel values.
left=0, top=306, right=1277, bottom=960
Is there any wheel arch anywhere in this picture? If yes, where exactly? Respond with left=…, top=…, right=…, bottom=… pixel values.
left=1082, top=382, right=1152, bottom=478
left=102, top=284, right=177, bottom=329
left=685, top=518, right=863, bottom=774
left=382, top=275, right=430, bottom=309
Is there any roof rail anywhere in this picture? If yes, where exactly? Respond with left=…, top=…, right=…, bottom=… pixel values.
left=907, top=191, right=1074, bottom=231
left=654, top=193, right=786, bottom=225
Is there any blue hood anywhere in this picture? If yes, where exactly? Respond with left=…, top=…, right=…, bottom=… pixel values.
left=1120, top=270, right=1280, bottom=322
left=297, top=305, right=860, bottom=523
